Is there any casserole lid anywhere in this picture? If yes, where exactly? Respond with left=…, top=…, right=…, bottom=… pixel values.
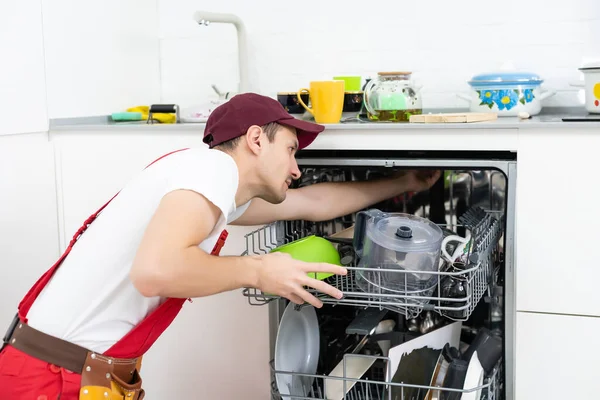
left=578, top=60, right=600, bottom=71
left=468, top=71, right=543, bottom=86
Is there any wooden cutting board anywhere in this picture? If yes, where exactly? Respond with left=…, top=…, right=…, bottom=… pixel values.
left=409, top=112, right=498, bottom=123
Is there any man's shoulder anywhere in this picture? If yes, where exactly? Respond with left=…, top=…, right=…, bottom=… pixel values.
left=149, top=147, right=239, bottom=217
left=164, top=147, right=236, bottom=170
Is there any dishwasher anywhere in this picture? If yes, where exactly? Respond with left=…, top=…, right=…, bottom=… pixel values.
left=242, top=149, right=516, bottom=400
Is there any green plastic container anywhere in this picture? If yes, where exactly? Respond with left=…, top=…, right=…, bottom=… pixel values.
left=270, top=235, right=341, bottom=280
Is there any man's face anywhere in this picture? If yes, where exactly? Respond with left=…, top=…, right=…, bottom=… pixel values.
left=258, top=125, right=301, bottom=204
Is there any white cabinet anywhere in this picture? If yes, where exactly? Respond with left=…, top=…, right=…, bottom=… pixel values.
left=53, top=129, right=270, bottom=400
left=515, top=311, right=600, bottom=399
left=0, top=0, right=48, bottom=135
left=0, top=133, right=59, bottom=327
left=516, top=129, right=600, bottom=317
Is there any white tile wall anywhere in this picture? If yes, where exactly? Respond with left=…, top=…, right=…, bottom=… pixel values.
left=0, top=0, right=48, bottom=135
left=41, top=0, right=162, bottom=118
left=158, top=0, right=600, bottom=109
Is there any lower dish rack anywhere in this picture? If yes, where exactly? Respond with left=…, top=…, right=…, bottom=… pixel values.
left=242, top=207, right=504, bottom=321
left=270, top=354, right=502, bottom=400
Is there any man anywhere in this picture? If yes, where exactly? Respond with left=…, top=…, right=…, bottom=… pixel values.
left=0, top=93, right=440, bottom=399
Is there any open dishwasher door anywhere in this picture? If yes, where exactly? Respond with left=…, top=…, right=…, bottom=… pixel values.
left=242, top=150, right=517, bottom=400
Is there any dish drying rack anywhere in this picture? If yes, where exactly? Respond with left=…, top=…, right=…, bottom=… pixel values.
left=242, top=206, right=503, bottom=321
left=270, top=354, right=502, bottom=400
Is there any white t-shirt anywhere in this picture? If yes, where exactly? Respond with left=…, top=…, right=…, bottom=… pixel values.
left=26, top=148, right=250, bottom=353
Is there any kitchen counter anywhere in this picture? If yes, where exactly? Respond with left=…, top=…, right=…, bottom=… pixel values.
left=49, top=107, right=600, bottom=131
left=48, top=107, right=599, bottom=153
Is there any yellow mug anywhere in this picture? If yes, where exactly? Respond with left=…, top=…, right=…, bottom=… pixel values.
left=297, top=81, right=345, bottom=124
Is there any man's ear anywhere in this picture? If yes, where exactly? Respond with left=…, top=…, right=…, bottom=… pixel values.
left=244, top=125, right=263, bottom=155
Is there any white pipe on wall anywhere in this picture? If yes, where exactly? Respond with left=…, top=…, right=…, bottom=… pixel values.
left=192, top=11, right=249, bottom=94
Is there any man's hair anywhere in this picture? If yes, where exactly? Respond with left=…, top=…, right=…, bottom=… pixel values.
left=214, top=122, right=280, bottom=152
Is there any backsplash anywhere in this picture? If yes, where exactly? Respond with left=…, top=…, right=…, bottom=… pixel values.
left=42, top=0, right=161, bottom=118
left=158, top=0, right=600, bottom=110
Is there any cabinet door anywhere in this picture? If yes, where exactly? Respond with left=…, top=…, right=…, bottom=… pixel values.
left=516, top=129, right=600, bottom=316
left=0, top=0, right=48, bottom=135
left=0, top=133, right=59, bottom=326
left=516, top=311, right=600, bottom=399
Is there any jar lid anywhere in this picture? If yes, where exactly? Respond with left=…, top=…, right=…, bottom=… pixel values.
left=579, top=60, right=600, bottom=71
left=378, top=71, right=412, bottom=78
left=368, top=213, right=443, bottom=253
left=468, top=71, right=543, bottom=86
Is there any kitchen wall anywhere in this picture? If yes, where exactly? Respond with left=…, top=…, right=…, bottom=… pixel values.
left=1, top=1, right=49, bottom=136
left=2, top=0, right=162, bottom=126
left=158, top=0, right=600, bottom=109
left=41, top=0, right=162, bottom=118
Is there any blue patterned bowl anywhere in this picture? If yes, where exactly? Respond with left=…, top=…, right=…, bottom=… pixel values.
left=457, top=71, right=555, bottom=116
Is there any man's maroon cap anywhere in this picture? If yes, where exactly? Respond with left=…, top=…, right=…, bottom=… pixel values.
left=203, top=93, right=324, bottom=149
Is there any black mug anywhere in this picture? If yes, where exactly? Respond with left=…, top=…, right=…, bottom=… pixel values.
left=277, top=92, right=309, bottom=114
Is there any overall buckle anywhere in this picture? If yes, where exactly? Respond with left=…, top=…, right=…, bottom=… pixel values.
left=2, top=313, right=19, bottom=345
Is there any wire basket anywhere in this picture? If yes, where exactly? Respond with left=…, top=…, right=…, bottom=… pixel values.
left=242, top=207, right=503, bottom=320
left=270, top=354, right=502, bottom=400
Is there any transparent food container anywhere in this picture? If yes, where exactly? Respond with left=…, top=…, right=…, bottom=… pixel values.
left=353, top=210, right=443, bottom=299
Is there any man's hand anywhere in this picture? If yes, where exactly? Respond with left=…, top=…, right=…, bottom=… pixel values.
left=393, top=170, right=442, bottom=193
left=256, top=252, right=347, bottom=308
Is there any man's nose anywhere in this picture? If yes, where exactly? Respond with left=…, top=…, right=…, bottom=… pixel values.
left=291, top=161, right=301, bottom=180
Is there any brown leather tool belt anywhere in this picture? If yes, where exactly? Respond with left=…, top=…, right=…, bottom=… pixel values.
left=3, top=314, right=145, bottom=400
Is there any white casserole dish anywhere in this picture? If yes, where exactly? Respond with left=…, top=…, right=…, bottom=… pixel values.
left=457, top=71, right=555, bottom=117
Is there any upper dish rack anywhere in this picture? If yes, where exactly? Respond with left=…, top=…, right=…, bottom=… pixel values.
left=242, top=207, right=503, bottom=321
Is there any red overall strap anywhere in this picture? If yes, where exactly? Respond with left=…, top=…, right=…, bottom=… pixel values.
left=17, top=148, right=190, bottom=322
left=103, top=229, right=229, bottom=359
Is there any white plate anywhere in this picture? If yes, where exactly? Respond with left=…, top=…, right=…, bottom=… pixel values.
left=274, top=303, right=320, bottom=397
left=325, top=355, right=376, bottom=400
left=462, top=350, right=485, bottom=400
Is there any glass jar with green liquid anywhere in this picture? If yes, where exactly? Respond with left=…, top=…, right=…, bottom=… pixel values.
left=364, top=72, right=424, bottom=122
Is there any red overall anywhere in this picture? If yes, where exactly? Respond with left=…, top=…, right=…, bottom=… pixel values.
left=0, top=149, right=229, bottom=399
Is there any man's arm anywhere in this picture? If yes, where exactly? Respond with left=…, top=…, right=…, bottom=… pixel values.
left=232, top=170, right=441, bottom=226
left=129, top=189, right=347, bottom=307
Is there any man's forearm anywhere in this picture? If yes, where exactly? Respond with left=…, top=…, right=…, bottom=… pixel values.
left=132, top=247, right=260, bottom=299
left=231, top=171, right=438, bottom=227
left=298, top=176, right=411, bottom=222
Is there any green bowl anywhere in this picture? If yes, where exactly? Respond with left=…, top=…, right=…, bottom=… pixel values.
left=444, top=170, right=462, bottom=189
left=270, top=235, right=342, bottom=280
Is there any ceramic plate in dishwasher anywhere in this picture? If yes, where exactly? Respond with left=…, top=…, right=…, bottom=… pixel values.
left=274, top=302, right=320, bottom=397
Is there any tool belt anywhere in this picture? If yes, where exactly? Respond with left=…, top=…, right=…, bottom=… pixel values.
left=3, top=314, right=145, bottom=400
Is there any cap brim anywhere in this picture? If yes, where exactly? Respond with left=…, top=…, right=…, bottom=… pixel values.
left=277, top=118, right=325, bottom=150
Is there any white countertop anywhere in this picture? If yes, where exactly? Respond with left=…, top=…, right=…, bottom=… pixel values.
left=48, top=109, right=600, bottom=152
left=50, top=111, right=600, bottom=131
